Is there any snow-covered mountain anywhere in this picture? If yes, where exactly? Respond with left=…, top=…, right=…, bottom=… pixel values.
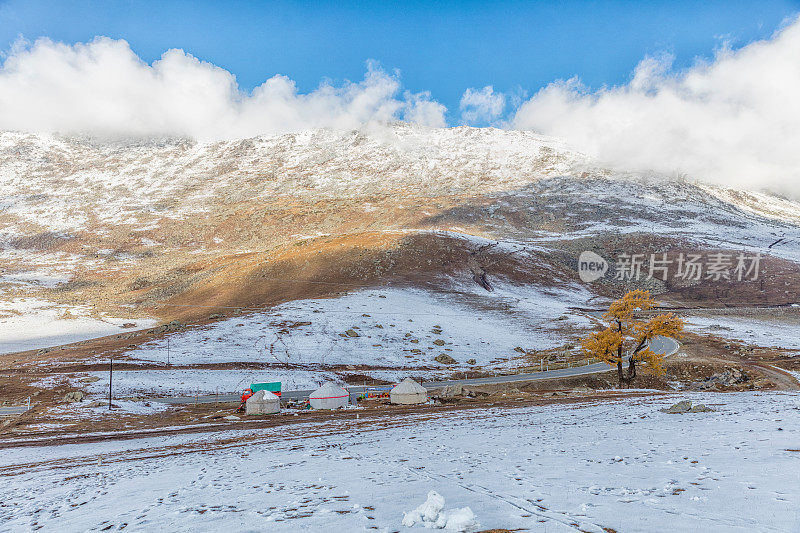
left=0, top=125, right=582, bottom=234
left=3, top=124, right=799, bottom=241
left=2, top=124, right=800, bottom=355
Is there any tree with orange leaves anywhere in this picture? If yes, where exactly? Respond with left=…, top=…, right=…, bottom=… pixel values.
left=581, top=290, right=683, bottom=385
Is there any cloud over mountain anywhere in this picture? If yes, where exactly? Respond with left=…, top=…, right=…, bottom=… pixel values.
left=0, top=37, right=446, bottom=140
left=3, top=17, right=800, bottom=194
left=512, top=16, right=800, bottom=194
left=460, top=85, right=505, bottom=125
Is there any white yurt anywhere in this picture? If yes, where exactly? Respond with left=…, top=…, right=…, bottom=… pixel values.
left=390, top=378, right=428, bottom=405
left=309, top=382, right=349, bottom=409
left=245, top=390, right=281, bottom=415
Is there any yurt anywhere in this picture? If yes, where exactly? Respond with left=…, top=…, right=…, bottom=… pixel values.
left=309, top=382, right=349, bottom=409
left=245, top=390, right=281, bottom=415
left=390, top=378, right=428, bottom=405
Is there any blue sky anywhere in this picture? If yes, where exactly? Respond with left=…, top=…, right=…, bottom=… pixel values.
left=1, top=0, right=798, bottom=122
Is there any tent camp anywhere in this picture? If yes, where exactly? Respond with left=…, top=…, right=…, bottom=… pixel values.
left=309, top=382, right=349, bottom=409
left=245, top=390, right=281, bottom=415
left=390, top=378, right=428, bottom=404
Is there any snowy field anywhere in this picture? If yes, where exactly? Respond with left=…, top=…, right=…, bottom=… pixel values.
left=71, top=285, right=592, bottom=397
left=1, top=392, right=799, bottom=532
left=0, top=298, right=153, bottom=355
left=123, top=286, right=593, bottom=369
left=76, top=367, right=421, bottom=398
left=686, top=314, right=800, bottom=350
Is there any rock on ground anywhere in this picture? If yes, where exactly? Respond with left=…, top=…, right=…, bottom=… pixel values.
left=63, top=391, right=85, bottom=403
left=660, top=400, right=715, bottom=414
left=435, top=353, right=457, bottom=365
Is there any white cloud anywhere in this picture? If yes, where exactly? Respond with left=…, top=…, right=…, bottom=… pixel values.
left=402, top=90, right=447, bottom=128
left=459, top=85, right=505, bottom=125
left=512, top=16, right=800, bottom=195
left=0, top=37, right=446, bottom=140
left=5, top=21, right=800, bottom=197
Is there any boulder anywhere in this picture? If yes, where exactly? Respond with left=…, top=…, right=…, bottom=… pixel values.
left=434, top=384, right=463, bottom=398
left=691, top=368, right=750, bottom=390
left=660, top=400, right=693, bottom=414
left=435, top=353, right=457, bottom=365
left=63, top=391, right=85, bottom=403
left=345, top=329, right=360, bottom=338
left=688, top=381, right=717, bottom=391
left=688, top=404, right=714, bottom=413
left=751, top=378, right=771, bottom=388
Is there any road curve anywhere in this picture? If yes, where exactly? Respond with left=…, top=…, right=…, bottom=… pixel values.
left=0, top=406, right=30, bottom=417
left=153, top=336, right=679, bottom=405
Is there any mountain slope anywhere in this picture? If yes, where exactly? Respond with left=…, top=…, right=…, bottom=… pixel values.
left=2, top=125, right=800, bottom=358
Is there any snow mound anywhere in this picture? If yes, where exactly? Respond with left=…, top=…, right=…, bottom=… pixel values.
left=402, top=490, right=480, bottom=532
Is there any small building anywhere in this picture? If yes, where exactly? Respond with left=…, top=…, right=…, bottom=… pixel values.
left=309, top=382, right=349, bottom=409
left=390, top=378, right=428, bottom=405
left=245, top=390, right=280, bottom=415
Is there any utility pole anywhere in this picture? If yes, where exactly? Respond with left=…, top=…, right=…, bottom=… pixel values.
left=108, top=357, right=113, bottom=410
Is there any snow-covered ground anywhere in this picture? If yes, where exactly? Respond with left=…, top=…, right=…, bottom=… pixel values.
left=66, top=285, right=592, bottom=397
left=1, top=392, right=798, bottom=532
left=0, top=298, right=153, bottom=355
left=77, top=368, right=378, bottom=397
left=49, top=398, right=171, bottom=419
left=686, top=314, right=800, bottom=350
left=123, top=286, right=593, bottom=369
left=514, top=176, right=800, bottom=262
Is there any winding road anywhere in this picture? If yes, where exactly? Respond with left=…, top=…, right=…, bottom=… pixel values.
left=152, top=336, right=680, bottom=405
